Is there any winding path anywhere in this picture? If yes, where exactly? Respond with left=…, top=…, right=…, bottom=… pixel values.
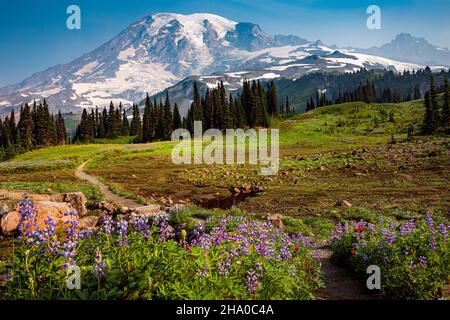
left=75, top=149, right=377, bottom=300
left=314, top=245, right=378, bottom=300
left=75, top=159, right=141, bottom=209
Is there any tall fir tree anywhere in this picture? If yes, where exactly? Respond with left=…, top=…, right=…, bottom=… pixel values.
left=130, top=103, right=142, bottom=136
left=193, top=82, right=203, bottom=123
left=142, top=94, right=153, bottom=143
left=172, top=103, right=182, bottom=130
left=422, top=91, right=434, bottom=134
left=443, top=73, right=449, bottom=127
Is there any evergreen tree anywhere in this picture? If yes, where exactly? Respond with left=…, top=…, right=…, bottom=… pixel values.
left=267, top=80, right=279, bottom=116
left=172, top=103, right=182, bottom=130
left=55, top=111, right=66, bottom=145
left=122, top=109, right=130, bottom=136
left=142, top=95, right=152, bottom=142
left=193, top=82, right=203, bottom=123
left=429, top=74, right=440, bottom=129
left=130, top=104, right=142, bottom=136
left=17, top=104, right=33, bottom=151
left=422, top=91, right=434, bottom=134
left=163, top=91, right=172, bottom=140
left=443, top=73, right=449, bottom=127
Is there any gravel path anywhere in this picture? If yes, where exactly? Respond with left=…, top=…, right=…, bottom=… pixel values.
left=75, top=159, right=141, bottom=209
left=314, top=244, right=379, bottom=300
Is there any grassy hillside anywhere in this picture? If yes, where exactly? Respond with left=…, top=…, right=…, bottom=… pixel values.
left=1, top=99, right=449, bottom=300
left=2, top=100, right=448, bottom=237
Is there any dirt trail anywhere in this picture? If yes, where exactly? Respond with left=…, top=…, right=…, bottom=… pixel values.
left=75, top=160, right=141, bottom=209
left=314, top=245, right=378, bottom=300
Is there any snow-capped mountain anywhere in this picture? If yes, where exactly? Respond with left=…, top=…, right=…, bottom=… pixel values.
left=357, top=33, right=450, bottom=67
left=0, top=13, right=443, bottom=116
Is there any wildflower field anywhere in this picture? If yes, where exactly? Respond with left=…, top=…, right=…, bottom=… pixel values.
left=330, top=212, right=449, bottom=299
left=2, top=197, right=322, bottom=300
left=0, top=101, right=448, bottom=300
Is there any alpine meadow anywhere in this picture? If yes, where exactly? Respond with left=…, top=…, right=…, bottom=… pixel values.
left=0, top=2, right=449, bottom=305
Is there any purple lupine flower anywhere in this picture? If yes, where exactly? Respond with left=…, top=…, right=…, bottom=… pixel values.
left=190, top=224, right=205, bottom=245
left=133, top=216, right=150, bottom=240
left=425, top=210, right=434, bottom=229
left=381, top=228, right=397, bottom=246
left=389, top=221, right=397, bottom=230
left=116, top=220, right=129, bottom=248
left=429, top=229, right=437, bottom=251
left=196, top=268, right=209, bottom=278
left=198, top=233, right=212, bottom=250
left=344, top=222, right=349, bottom=233
left=78, top=228, right=94, bottom=240
left=60, top=209, right=79, bottom=269
left=437, top=223, right=448, bottom=242
left=93, top=247, right=106, bottom=278
left=419, top=256, right=427, bottom=267
left=17, top=195, right=39, bottom=245
left=246, top=269, right=261, bottom=294
left=368, top=223, right=375, bottom=233
left=218, top=259, right=232, bottom=276
left=39, top=215, right=60, bottom=256
left=409, top=260, right=415, bottom=269
left=312, top=251, right=321, bottom=260
left=100, top=215, right=114, bottom=236
left=158, top=215, right=175, bottom=242
left=331, top=223, right=344, bottom=240
left=399, top=220, right=416, bottom=236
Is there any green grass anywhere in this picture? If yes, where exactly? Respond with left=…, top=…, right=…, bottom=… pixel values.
left=1, top=99, right=448, bottom=233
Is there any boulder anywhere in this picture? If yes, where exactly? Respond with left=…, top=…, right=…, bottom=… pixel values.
left=267, top=214, right=284, bottom=229
left=54, top=192, right=88, bottom=216
left=0, top=203, right=9, bottom=217
left=133, top=205, right=161, bottom=216
left=168, top=204, right=186, bottom=214
left=78, top=216, right=100, bottom=230
left=336, top=200, right=352, bottom=208
left=32, top=201, right=72, bottom=229
left=98, top=201, right=116, bottom=213
left=1, top=211, right=20, bottom=235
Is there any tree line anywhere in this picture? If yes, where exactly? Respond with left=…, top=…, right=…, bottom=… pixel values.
left=184, top=80, right=291, bottom=133
left=422, top=73, right=450, bottom=134
left=0, top=100, right=67, bottom=161
left=304, top=67, right=450, bottom=112
left=75, top=80, right=292, bottom=143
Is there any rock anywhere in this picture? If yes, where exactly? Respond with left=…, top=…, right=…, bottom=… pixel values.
left=0, top=203, right=9, bottom=217
left=242, top=183, right=252, bottom=193
left=98, top=201, right=116, bottom=213
left=120, top=206, right=129, bottom=214
left=168, top=204, right=187, bottom=213
left=133, top=204, right=161, bottom=216
left=33, top=201, right=72, bottom=229
left=336, top=200, right=352, bottom=208
left=267, top=214, right=284, bottom=229
left=1, top=211, right=20, bottom=235
left=317, top=165, right=326, bottom=171
left=78, top=216, right=100, bottom=230
left=54, top=192, right=88, bottom=216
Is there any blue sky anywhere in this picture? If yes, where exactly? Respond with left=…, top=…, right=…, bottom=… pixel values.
left=0, top=0, right=449, bottom=87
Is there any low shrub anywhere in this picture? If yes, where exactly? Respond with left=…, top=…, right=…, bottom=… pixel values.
left=330, top=212, right=449, bottom=299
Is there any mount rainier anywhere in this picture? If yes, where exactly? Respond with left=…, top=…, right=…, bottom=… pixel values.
left=0, top=12, right=448, bottom=116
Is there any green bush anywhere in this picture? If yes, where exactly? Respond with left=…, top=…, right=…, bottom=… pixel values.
left=330, top=212, right=449, bottom=299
